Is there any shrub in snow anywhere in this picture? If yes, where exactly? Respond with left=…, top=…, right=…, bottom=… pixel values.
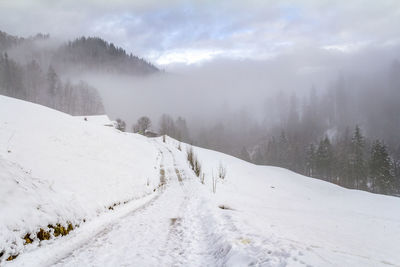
left=187, top=146, right=202, bottom=177
left=218, top=162, right=227, bottom=180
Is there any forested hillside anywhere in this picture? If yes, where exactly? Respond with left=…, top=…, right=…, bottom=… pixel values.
left=0, top=31, right=24, bottom=51
left=151, top=62, right=400, bottom=196
left=247, top=64, right=400, bottom=196
left=0, top=54, right=104, bottom=115
left=0, top=30, right=158, bottom=115
left=53, top=37, right=158, bottom=75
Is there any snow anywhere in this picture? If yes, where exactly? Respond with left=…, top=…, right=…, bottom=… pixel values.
left=185, top=143, right=400, bottom=266
left=0, top=96, right=160, bottom=262
left=73, top=115, right=116, bottom=127
left=1, top=95, right=400, bottom=266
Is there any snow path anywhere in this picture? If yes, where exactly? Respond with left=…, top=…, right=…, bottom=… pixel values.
left=47, top=143, right=220, bottom=267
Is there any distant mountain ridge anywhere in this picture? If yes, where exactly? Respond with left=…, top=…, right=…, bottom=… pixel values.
left=0, top=30, right=159, bottom=76
left=54, top=36, right=159, bottom=75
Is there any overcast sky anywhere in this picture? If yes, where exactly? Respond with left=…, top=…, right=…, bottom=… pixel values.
left=1, top=0, right=399, bottom=67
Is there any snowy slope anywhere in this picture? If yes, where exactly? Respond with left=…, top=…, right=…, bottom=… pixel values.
left=1, top=95, right=400, bottom=266
left=185, top=143, right=400, bottom=266
left=0, top=95, right=161, bottom=262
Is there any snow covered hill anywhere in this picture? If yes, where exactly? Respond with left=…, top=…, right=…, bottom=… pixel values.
left=1, top=95, right=399, bottom=266
left=0, top=95, right=161, bottom=262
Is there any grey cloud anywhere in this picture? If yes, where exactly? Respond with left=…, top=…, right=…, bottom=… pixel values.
left=1, top=0, right=399, bottom=65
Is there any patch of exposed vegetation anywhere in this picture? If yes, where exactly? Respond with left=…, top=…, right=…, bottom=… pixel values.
left=36, top=228, right=51, bottom=241
left=50, top=223, right=74, bottom=237
left=170, top=217, right=180, bottom=225
left=175, top=168, right=183, bottom=182
left=108, top=202, right=122, bottom=210
left=6, top=254, right=19, bottom=261
left=5, top=221, right=79, bottom=262
left=159, top=168, right=166, bottom=186
left=187, top=146, right=202, bottom=177
left=218, top=204, right=234, bottom=210
left=23, top=233, right=33, bottom=244
left=218, top=162, right=227, bottom=180
left=200, top=173, right=205, bottom=184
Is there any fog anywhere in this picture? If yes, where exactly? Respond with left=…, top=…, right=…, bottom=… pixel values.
left=1, top=0, right=400, bottom=194
left=80, top=43, right=400, bottom=132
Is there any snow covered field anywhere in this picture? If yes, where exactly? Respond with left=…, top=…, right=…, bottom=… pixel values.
left=1, top=95, right=400, bottom=266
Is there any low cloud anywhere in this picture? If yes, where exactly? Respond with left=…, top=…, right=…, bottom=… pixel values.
left=1, top=0, right=399, bottom=66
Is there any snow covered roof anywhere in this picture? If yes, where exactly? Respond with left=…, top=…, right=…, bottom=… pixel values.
left=74, top=115, right=116, bottom=127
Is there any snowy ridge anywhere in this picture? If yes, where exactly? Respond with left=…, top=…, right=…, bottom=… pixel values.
left=1, top=95, right=400, bottom=266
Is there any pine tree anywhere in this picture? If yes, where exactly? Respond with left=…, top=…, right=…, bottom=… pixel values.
left=278, top=131, right=289, bottom=168
left=253, top=143, right=267, bottom=165
left=46, top=65, right=59, bottom=96
left=306, top=143, right=316, bottom=177
left=349, top=125, right=366, bottom=189
left=316, top=136, right=334, bottom=181
left=369, top=140, right=394, bottom=194
left=265, top=137, right=278, bottom=166
left=335, top=127, right=351, bottom=187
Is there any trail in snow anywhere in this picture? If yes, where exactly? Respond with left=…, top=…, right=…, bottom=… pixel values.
left=52, top=143, right=219, bottom=267
left=6, top=139, right=397, bottom=267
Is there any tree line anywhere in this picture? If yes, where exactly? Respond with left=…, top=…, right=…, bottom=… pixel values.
left=0, top=52, right=104, bottom=115
left=116, top=114, right=191, bottom=143
left=0, top=30, right=160, bottom=115
left=251, top=125, right=399, bottom=195
left=53, top=37, right=159, bottom=75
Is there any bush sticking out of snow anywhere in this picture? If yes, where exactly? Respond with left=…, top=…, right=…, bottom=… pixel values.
left=2, top=222, right=78, bottom=262
left=187, top=146, right=202, bottom=177
left=200, top=173, right=205, bottom=184
left=218, top=205, right=233, bottom=210
left=218, top=162, right=227, bottom=180
left=6, top=253, right=19, bottom=262
left=23, top=233, right=33, bottom=244
left=194, top=159, right=201, bottom=177
left=187, top=146, right=194, bottom=167
left=212, top=170, right=218, bottom=194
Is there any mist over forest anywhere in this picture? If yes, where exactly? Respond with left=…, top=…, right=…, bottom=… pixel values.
left=1, top=14, right=400, bottom=196
left=77, top=40, right=400, bottom=197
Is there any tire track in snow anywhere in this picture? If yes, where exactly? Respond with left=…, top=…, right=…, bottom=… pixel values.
left=50, top=142, right=195, bottom=267
left=160, top=142, right=226, bottom=266
left=12, top=139, right=242, bottom=267
left=161, top=140, right=298, bottom=266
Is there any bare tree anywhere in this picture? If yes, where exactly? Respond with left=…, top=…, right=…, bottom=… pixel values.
left=134, top=116, right=151, bottom=134
left=115, top=118, right=126, bottom=132
left=159, top=114, right=175, bottom=136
